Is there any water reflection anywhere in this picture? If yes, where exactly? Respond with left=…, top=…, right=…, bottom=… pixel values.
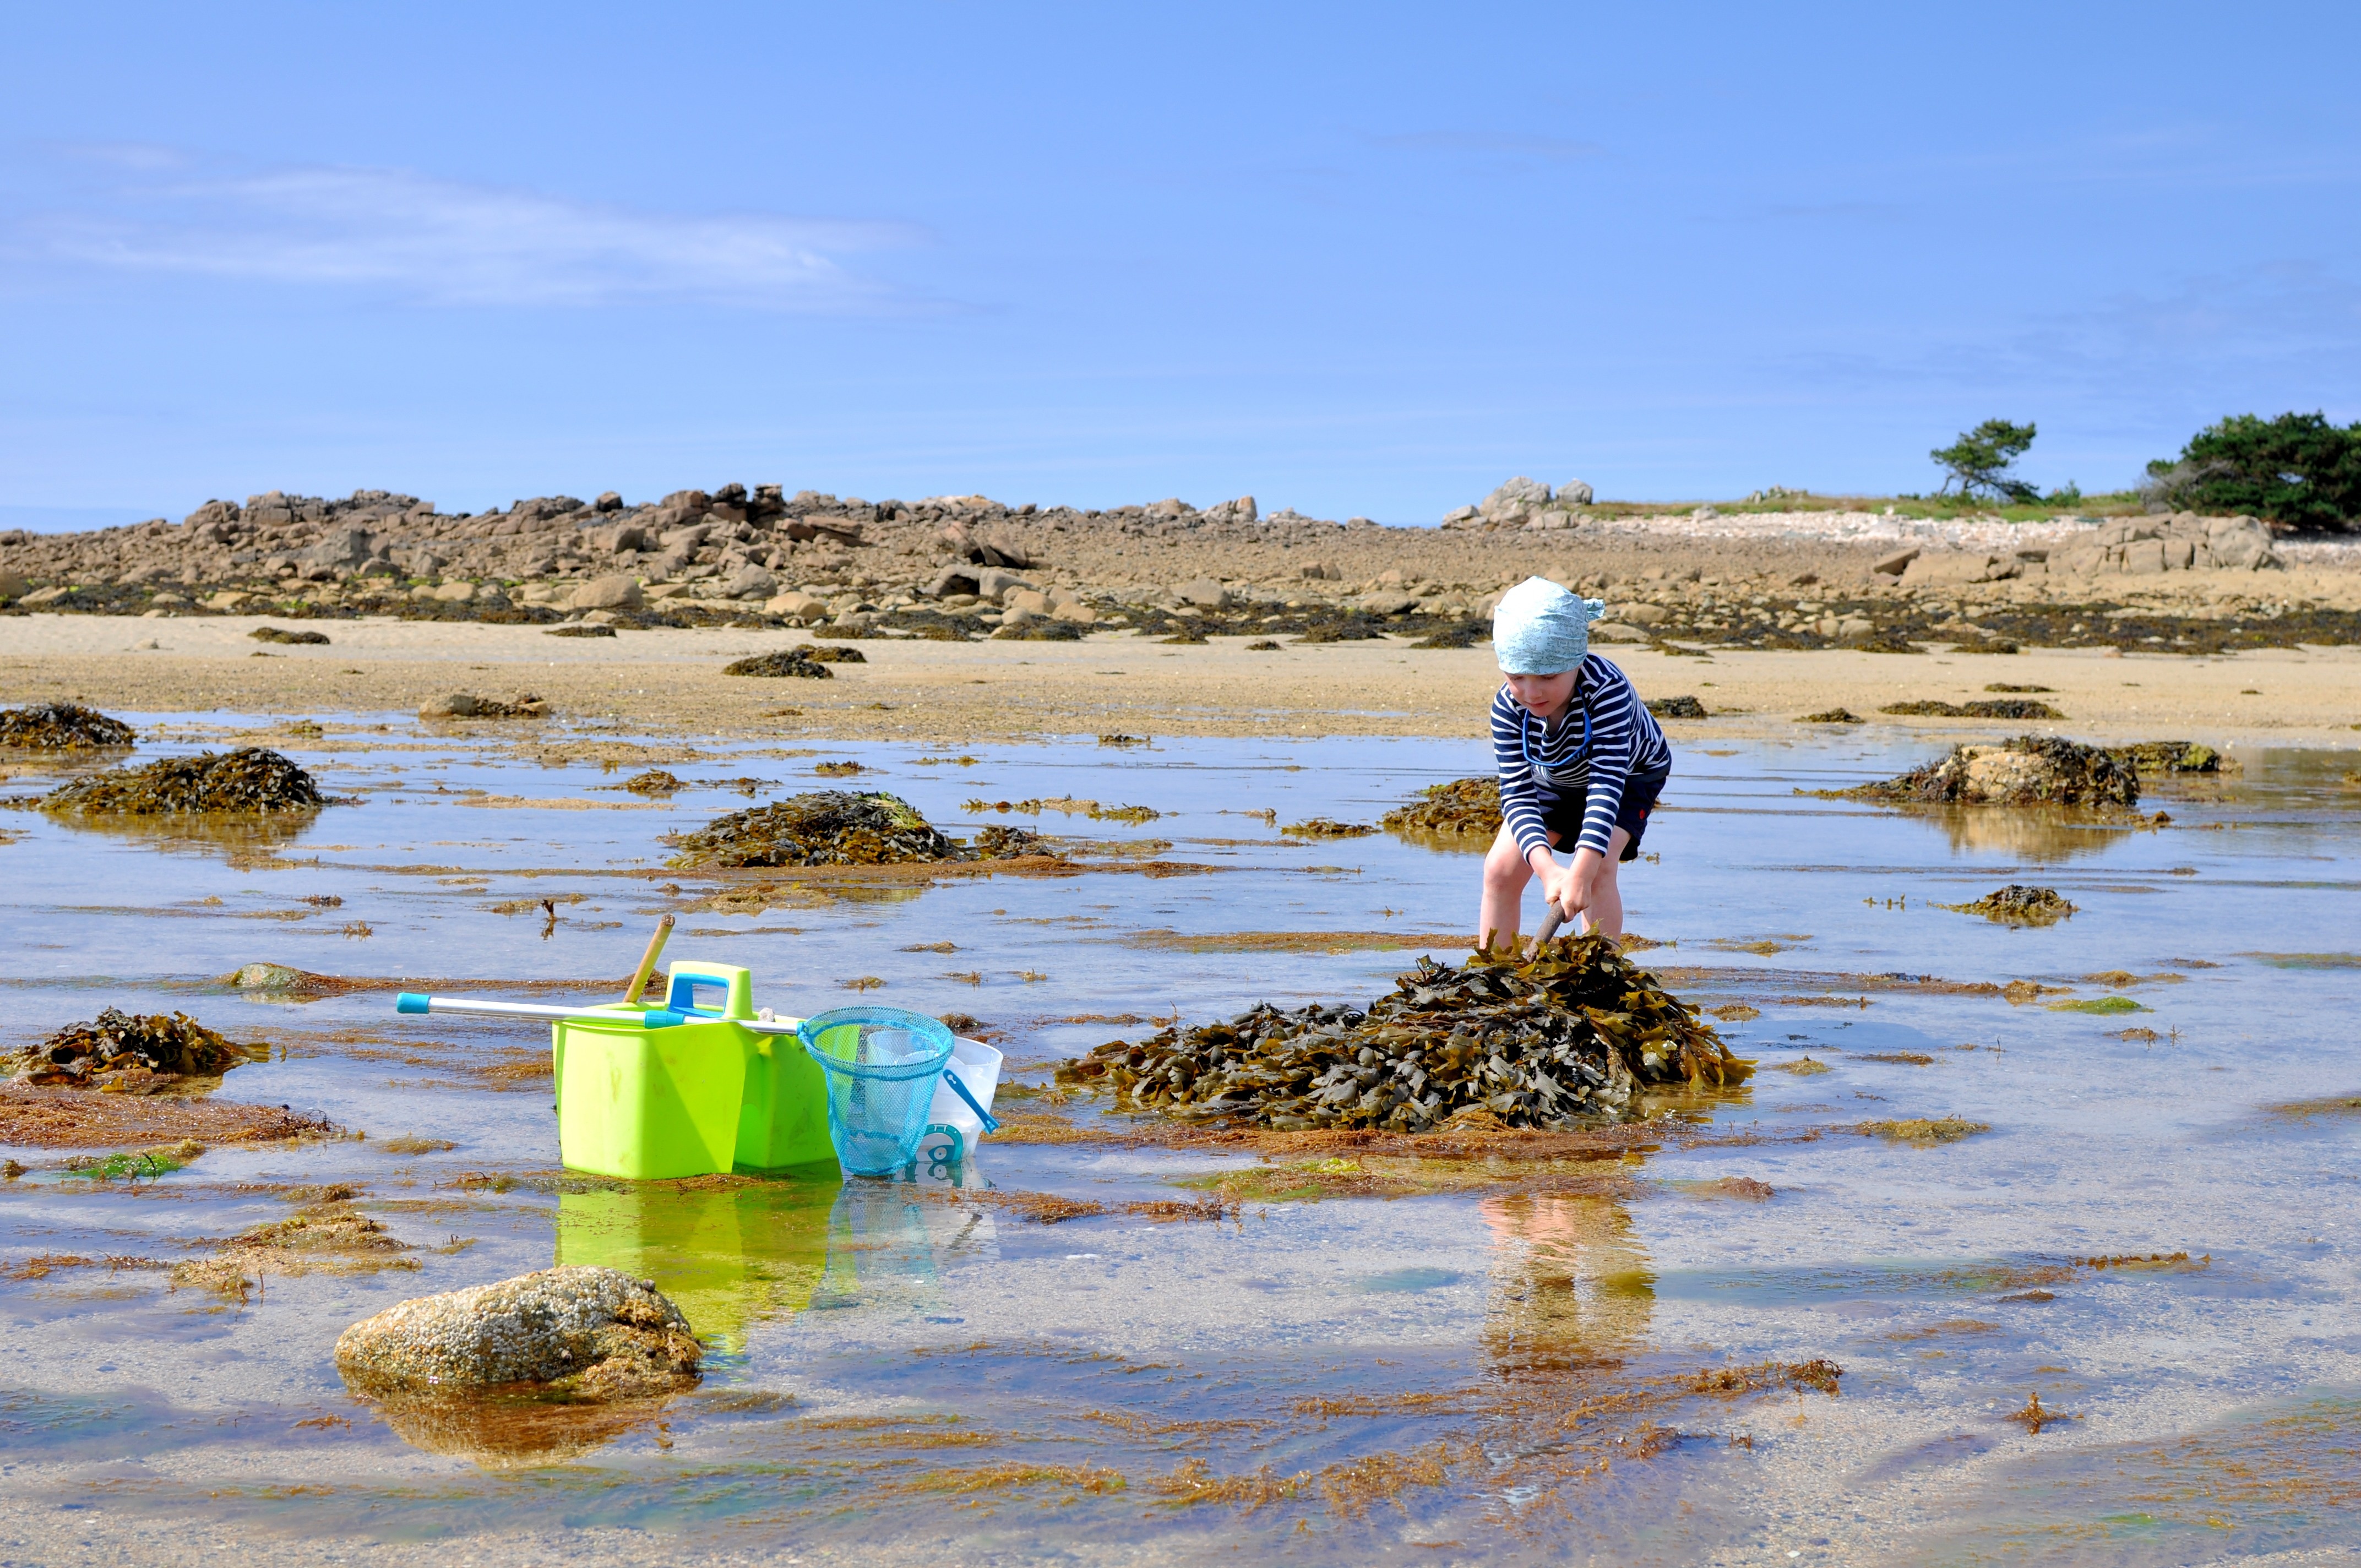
left=553, top=1173, right=840, bottom=1352
left=1906, top=806, right=2141, bottom=863
left=1478, top=1193, right=1653, bottom=1376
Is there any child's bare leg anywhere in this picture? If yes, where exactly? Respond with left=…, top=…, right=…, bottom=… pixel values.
left=1574, top=827, right=1634, bottom=938
left=1479, top=821, right=1537, bottom=950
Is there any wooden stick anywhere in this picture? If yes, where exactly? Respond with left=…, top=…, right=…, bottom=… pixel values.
left=622, top=914, right=675, bottom=1006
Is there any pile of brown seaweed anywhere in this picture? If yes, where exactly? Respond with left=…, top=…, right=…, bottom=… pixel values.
left=249, top=626, right=330, bottom=645
left=1379, top=777, right=1502, bottom=838
left=1282, top=818, right=1375, bottom=839
left=8, top=1008, right=268, bottom=1091
left=1055, top=934, right=1750, bottom=1131
left=1831, top=736, right=2139, bottom=808
left=1943, top=884, right=2077, bottom=924
left=722, top=646, right=861, bottom=678
left=39, top=747, right=326, bottom=815
left=666, top=789, right=1045, bottom=868
left=0, top=703, right=135, bottom=750
left=1647, top=695, right=1710, bottom=718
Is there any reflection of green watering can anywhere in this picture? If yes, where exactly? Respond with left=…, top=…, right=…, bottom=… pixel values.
left=553, top=1174, right=837, bottom=1352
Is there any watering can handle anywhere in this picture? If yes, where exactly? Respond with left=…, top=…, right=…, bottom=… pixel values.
left=940, top=1067, right=1000, bottom=1134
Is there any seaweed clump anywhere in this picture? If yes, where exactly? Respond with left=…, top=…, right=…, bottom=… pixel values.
left=1797, top=708, right=1863, bottom=724
left=723, top=649, right=832, bottom=679
left=667, top=790, right=969, bottom=868
left=1055, top=933, right=1751, bottom=1131
left=0, top=703, right=135, bottom=750
left=1647, top=695, right=1709, bottom=719
left=1380, top=777, right=1503, bottom=839
left=1943, top=885, right=2076, bottom=924
left=1283, top=818, right=1376, bottom=839
left=39, top=747, right=325, bottom=815
left=2108, top=741, right=2231, bottom=775
left=8, top=1008, right=268, bottom=1091
left=1880, top=698, right=2064, bottom=720
left=249, top=626, right=330, bottom=645
left=1830, top=736, right=2139, bottom=808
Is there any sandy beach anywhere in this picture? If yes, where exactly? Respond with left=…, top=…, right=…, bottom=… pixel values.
left=4, top=611, right=2357, bottom=750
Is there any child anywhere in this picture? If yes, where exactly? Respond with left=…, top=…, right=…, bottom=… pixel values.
left=1479, top=577, right=1673, bottom=946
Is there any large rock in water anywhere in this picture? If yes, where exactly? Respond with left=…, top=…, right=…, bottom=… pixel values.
left=334, top=1266, right=701, bottom=1400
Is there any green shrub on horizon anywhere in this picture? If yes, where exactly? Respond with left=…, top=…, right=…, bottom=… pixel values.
left=2144, top=411, right=2361, bottom=533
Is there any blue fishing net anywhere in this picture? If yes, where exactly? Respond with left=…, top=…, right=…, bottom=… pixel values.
left=798, top=1007, right=956, bottom=1175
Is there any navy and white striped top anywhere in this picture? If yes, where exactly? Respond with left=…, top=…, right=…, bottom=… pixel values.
left=1490, top=654, right=1673, bottom=859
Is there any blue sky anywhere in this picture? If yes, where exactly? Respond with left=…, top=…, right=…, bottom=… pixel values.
left=3, top=2, right=2356, bottom=529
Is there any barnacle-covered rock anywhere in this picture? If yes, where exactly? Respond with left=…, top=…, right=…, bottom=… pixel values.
left=1056, top=933, right=1749, bottom=1132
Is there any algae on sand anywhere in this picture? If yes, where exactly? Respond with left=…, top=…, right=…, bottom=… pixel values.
left=0, top=702, right=135, bottom=750
left=1057, top=932, right=1750, bottom=1132
left=39, top=747, right=327, bottom=815
left=1380, top=777, right=1503, bottom=839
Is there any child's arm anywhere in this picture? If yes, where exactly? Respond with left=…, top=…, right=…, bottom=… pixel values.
left=1565, top=659, right=1638, bottom=910
left=1491, top=687, right=1575, bottom=911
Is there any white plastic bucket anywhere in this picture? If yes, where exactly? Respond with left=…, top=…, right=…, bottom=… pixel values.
left=926, top=1037, right=1003, bottom=1146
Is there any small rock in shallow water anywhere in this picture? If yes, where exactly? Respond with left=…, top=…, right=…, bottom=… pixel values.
left=8, top=1008, right=266, bottom=1089
left=335, top=1265, right=700, bottom=1401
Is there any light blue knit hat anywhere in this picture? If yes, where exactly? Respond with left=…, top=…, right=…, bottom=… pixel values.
left=1492, top=576, right=1606, bottom=673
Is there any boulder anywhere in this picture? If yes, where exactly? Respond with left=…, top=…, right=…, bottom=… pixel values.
left=974, top=567, right=1032, bottom=602
left=2202, top=515, right=2278, bottom=570
left=1359, top=591, right=1419, bottom=616
left=1843, top=736, right=2139, bottom=808
left=592, top=492, right=624, bottom=513
left=1480, top=477, right=1551, bottom=521
left=1902, top=552, right=2018, bottom=587
left=182, top=499, right=241, bottom=530
left=1522, top=509, right=1578, bottom=531
left=1003, top=587, right=1051, bottom=616
left=1588, top=622, right=1651, bottom=643
left=300, top=529, right=378, bottom=569
left=1558, top=480, right=1595, bottom=507
left=1176, top=578, right=1232, bottom=609
left=1441, top=505, right=1482, bottom=529
left=1203, top=496, right=1258, bottom=524
left=1145, top=498, right=1194, bottom=518
left=589, top=522, right=649, bottom=554
left=0, top=569, right=29, bottom=601
left=754, top=591, right=814, bottom=621
left=1872, top=547, right=1921, bottom=576
left=722, top=564, right=778, bottom=600
left=334, top=1266, right=700, bottom=1402
left=570, top=574, right=644, bottom=611
left=431, top=581, right=477, bottom=603
left=1614, top=603, right=1671, bottom=627
left=1051, top=601, right=1098, bottom=624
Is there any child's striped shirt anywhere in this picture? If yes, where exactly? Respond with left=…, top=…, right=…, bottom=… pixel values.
left=1490, top=655, right=1673, bottom=858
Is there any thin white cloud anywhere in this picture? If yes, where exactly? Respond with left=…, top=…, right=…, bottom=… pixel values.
left=9, top=157, right=918, bottom=309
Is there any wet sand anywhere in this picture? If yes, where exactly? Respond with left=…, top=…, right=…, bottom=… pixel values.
left=5, top=612, right=2359, bottom=749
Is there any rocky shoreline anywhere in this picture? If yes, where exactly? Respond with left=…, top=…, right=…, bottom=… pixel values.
left=3, top=478, right=2356, bottom=654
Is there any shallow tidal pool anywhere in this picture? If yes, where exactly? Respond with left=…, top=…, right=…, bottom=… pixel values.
left=2, top=714, right=2357, bottom=1566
